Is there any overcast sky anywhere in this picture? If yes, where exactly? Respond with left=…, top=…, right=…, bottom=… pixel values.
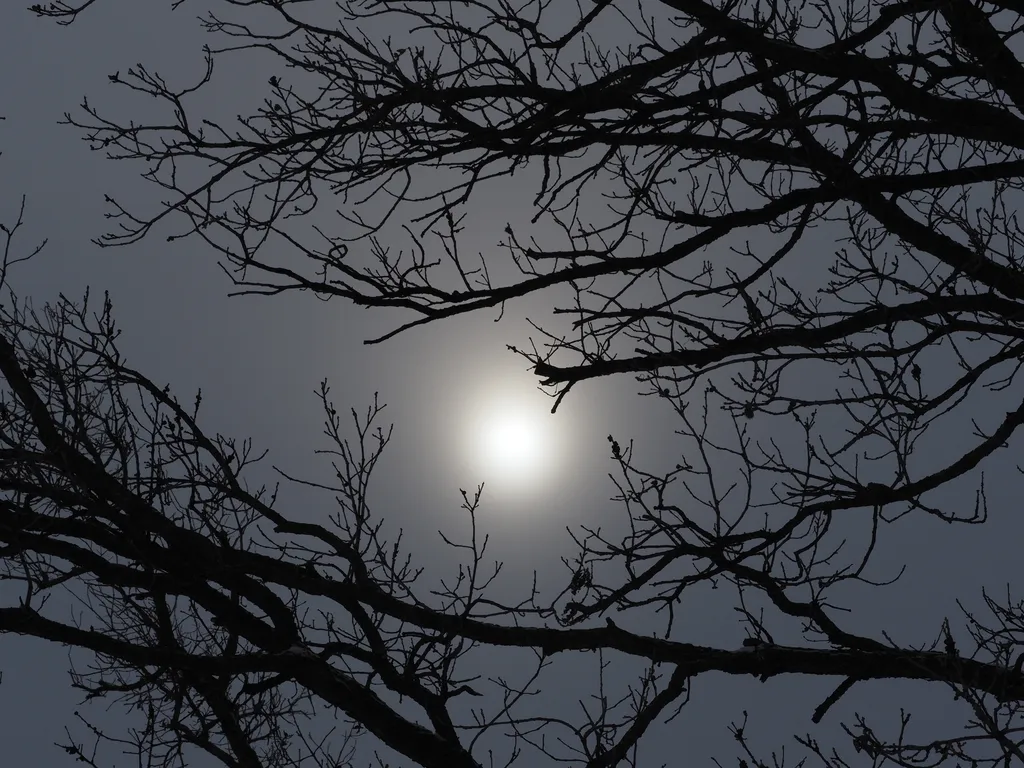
left=1, top=2, right=1022, bottom=766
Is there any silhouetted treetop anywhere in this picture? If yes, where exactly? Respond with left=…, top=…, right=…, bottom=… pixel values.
left=8, top=1, right=1024, bottom=766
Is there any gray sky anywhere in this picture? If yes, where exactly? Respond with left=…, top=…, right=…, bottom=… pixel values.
left=1, top=2, right=1021, bottom=766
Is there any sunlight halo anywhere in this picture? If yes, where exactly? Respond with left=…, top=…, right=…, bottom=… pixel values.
left=461, top=389, right=560, bottom=496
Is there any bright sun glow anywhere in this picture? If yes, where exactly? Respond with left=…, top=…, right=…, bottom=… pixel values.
left=482, top=417, right=541, bottom=474
left=463, top=392, right=559, bottom=494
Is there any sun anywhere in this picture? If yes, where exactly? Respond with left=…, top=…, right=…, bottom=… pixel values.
left=481, top=415, right=542, bottom=475
left=462, top=391, right=559, bottom=494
